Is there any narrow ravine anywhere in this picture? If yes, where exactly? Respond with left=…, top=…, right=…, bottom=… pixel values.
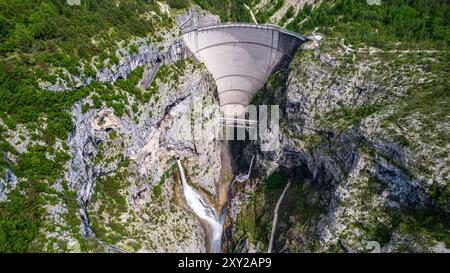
left=176, top=159, right=224, bottom=253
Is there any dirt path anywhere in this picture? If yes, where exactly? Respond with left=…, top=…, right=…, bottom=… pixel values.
left=268, top=177, right=292, bottom=253
left=244, top=4, right=258, bottom=24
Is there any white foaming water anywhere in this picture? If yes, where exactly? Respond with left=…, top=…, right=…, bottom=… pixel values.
left=176, top=159, right=223, bottom=253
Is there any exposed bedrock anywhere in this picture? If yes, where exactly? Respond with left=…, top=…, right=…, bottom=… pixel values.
left=228, top=40, right=449, bottom=253
left=64, top=60, right=222, bottom=252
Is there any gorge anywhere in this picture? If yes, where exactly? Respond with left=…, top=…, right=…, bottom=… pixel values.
left=0, top=0, right=448, bottom=254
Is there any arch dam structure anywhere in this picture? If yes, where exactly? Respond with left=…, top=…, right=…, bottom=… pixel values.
left=180, top=23, right=308, bottom=122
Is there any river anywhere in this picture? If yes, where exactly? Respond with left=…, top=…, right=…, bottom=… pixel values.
left=176, top=159, right=224, bottom=253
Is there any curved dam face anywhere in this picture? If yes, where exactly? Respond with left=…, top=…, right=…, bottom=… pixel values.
left=181, top=23, right=307, bottom=118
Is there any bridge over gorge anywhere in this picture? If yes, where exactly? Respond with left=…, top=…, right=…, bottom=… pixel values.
left=180, top=23, right=308, bottom=123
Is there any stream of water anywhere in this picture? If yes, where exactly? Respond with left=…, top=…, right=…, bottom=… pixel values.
left=176, top=159, right=224, bottom=253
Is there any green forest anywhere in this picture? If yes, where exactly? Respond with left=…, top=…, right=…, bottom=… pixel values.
left=286, top=0, right=450, bottom=49
left=0, top=0, right=449, bottom=252
left=0, top=1, right=170, bottom=144
left=0, top=0, right=170, bottom=252
left=192, top=0, right=253, bottom=22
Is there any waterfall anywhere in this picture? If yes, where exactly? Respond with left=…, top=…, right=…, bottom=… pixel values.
left=176, top=159, right=223, bottom=253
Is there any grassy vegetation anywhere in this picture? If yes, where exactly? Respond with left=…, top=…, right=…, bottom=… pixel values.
left=94, top=174, right=128, bottom=212
left=0, top=125, right=19, bottom=170
left=234, top=171, right=288, bottom=248
left=0, top=67, right=90, bottom=142
left=322, top=104, right=385, bottom=131
left=396, top=209, right=450, bottom=249
left=255, top=0, right=284, bottom=24
left=15, top=145, right=69, bottom=182
left=233, top=169, right=324, bottom=252
left=0, top=0, right=174, bottom=252
left=0, top=0, right=170, bottom=138
left=0, top=0, right=448, bottom=253
left=167, top=0, right=191, bottom=10
left=89, top=169, right=130, bottom=245
left=368, top=206, right=450, bottom=250
left=287, top=0, right=450, bottom=49
left=149, top=58, right=193, bottom=97
left=0, top=140, right=74, bottom=252
left=0, top=164, right=95, bottom=252
left=240, top=0, right=450, bottom=252
left=0, top=1, right=165, bottom=61
left=0, top=0, right=172, bottom=146
left=251, top=69, right=288, bottom=106
left=285, top=2, right=311, bottom=31
left=192, top=0, right=252, bottom=22
left=88, top=163, right=177, bottom=248
left=386, top=80, right=449, bottom=132
left=279, top=5, right=295, bottom=26
left=429, top=182, right=450, bottom=210
left=0, top=182, right=45, bottom=252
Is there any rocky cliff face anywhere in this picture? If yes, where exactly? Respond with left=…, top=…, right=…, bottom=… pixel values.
left=3, top=46, right=223, bottom=252
left=0, top=168, right=17, bottom=202
left=0, top=8, right=227, bottom=252
left=1, top=4, right=447, bottom=253
left=38, top=29, right=182, bottom=92
left=60, top=58, right=222, bottom=252
left=0, top=7, right=228, bottom=253
left=230, top=36, right=449, bottom=253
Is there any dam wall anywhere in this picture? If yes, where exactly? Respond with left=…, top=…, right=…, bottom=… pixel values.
left=181, top=23, right=307, bottom=118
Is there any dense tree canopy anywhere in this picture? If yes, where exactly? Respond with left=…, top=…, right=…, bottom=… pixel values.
left=0, top=0, right=168, bottom=253
left=287, top=0, right=450, bottom=49
left=0, top=0, right=448, bottom=253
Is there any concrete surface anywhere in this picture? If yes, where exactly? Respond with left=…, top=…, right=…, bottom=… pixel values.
left=181, top=23, right=307, bottom=118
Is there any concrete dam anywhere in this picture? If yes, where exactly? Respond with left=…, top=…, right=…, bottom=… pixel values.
left=181, top=23, right=307, bottom=119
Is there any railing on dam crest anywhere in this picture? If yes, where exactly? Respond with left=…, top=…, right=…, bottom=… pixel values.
left=180, top=22, right=308, bottom=42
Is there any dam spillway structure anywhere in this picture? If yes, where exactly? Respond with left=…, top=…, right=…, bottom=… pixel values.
left=180, top=23, right=307, bottom=121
